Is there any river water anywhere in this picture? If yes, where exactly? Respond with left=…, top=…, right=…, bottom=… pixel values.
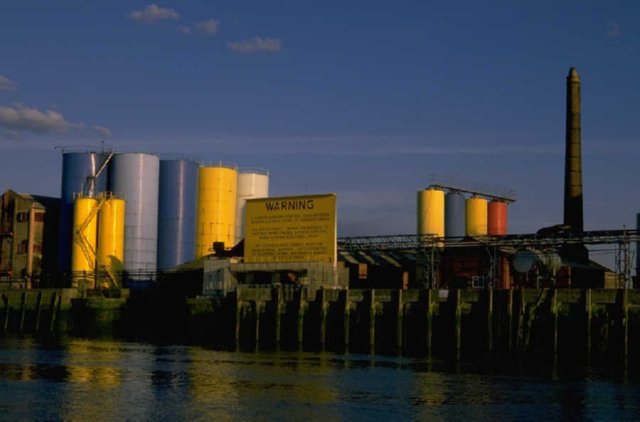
left=1, top=337, right=639, bottom=421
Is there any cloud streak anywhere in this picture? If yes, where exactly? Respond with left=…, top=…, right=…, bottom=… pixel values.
left=128, top=4, right=179, bottom=24
left=0, top=104, right=80, bottom=134
left=0, top=75, right=17, bottom=91
left=227, top=37, right=282, bottom=54
left=195, top=19, right=220, bottom=35
left=606, top=21, right=621, bottom=39
left=93, top=126, right=113, bottom=139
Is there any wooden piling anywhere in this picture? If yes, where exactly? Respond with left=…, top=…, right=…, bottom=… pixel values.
left=454, top=289, right=461, bottom=360
left=426, top=289, right=433, bottom=358
left=255, top=300, right=262, bottom=350
left=486, top=288, right=494, bottom=353
left=234, top=292, right=241, bottom=350
left=296, top=289, right=304, bottom=348
left=273, top=287, right=282, bottom=346
left=515, top=288, right=525, bottom=351
left=319, top=288, right=327, bottom=346
left=341, top=289, right=350, bottom=349
left=507, top=289, right=514, bottom=352
left=2, top=294, right=9, bottom=332
left=19, top=292, right=26, bottom=332
left=619, top=289, right=629, bottom=365
left=396, top=289, right=404, bottom=350
left=34, top=291, right=43, bottom=332
left=369, top=289, right=376, bottom=353
left=584, top=289, right=591, bottom=363
left=49, top=292, right=59, bottom=332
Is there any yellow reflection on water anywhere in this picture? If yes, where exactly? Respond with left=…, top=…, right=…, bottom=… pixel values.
left=186, top=349, right=341, bottom=410
left=64, top=340, right=121, bottom=387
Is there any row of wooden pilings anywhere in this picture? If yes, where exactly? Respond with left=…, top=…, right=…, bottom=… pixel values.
left=3, top=287, right=638, bottom=366
left=209, top=287, right=639, bottom=364
left=1, top=290, right=64, bottom=333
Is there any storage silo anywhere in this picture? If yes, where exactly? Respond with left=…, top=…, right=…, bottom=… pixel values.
left=235, top=170, right=269, bottom=242
left=109, top=153, right=160, bottom=278
left=97, top=195, right=125, bottom=286
left=417, top=188, right=445, bottom=238
left=157, top=159, right=199, bottom=270
left=71, top=197, right=98, bottom=287
left=445, top=191, right=465, bottom=238
left=59, top=151, right=109, bottom=274
left=488, top=200, right=508, bottom=236
left=196, top=165, right=238, bottom=257
left=465, top=196, right=488, bottom=237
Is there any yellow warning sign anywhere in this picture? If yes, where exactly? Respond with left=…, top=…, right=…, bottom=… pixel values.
left=244, top=194, right=337, bottom=264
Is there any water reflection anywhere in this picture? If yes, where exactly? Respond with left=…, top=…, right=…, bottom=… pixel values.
left=1, top=338, right=640, bottom=420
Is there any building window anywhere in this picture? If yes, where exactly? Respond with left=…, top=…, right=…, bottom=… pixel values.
left=34, top=212, right=45, bottom=222
left=16, top=212, right=28, bottom=222
left=33, top=243, right=42, bottom=254
left=17, top=240, right=28, bottom=254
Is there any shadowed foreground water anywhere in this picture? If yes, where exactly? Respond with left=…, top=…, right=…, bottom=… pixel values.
left=1, top=338, right=640, bottom=420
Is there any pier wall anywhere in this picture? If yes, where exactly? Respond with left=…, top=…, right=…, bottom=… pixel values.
left=3, top=287, right=639, bottom=365
left=188, top=287, right=640, bottom=364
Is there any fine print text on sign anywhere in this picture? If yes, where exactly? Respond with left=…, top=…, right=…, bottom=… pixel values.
left=244, top=194, right=337, bottom=264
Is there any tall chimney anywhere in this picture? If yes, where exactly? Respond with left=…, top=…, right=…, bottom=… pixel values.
left=563, top=67, right=583, bottom=233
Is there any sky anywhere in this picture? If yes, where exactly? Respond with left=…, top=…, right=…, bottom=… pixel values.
left=0, top=1, right=639, bottom=243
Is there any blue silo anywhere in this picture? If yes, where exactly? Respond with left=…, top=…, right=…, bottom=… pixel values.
left=110, top=153, right=160, bottom=279
left=445, top=191, right=466, bottom=238
left=58, top=151, right=109, bottom=274
left=157, top=159, right=199, bottom=270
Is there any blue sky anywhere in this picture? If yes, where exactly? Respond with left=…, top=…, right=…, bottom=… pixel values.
left=0, top=1, right=639, bottom=239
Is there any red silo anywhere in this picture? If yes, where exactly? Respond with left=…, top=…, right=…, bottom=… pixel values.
left=487, top=201, right=508, bottom=236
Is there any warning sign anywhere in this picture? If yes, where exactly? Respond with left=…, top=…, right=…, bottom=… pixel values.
left=244, top=194, right=337, bottom=264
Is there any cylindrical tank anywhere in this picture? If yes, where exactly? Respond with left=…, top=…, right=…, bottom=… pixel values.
left=235, top=170, right=269, bottom=242
left=59, top=151, right=109, bottom=274
left=465, top=196, right=488, bottom=236
left=196, top=165, right=238, bottom=257
left=417, top=188, right=445, bottom=238
left=157, top=159, right=199, bottom=270
left=488, top=200, right=508, bottom=236
left=110, top=153, right=160, bottom=277
left=445, top=191, right=465, bottom=238
left=71, top=197, right=98, bottom=287
left=97, top=196, right=125, bottom=285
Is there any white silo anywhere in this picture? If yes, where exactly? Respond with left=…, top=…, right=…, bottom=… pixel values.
left=235, top=170, right=269, bottom=242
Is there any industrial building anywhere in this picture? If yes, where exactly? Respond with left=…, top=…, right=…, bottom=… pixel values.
left=0, top=190, right=60, bottom=286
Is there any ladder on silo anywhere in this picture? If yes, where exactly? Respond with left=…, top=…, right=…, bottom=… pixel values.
left=74, top=195, right=119, bottom=289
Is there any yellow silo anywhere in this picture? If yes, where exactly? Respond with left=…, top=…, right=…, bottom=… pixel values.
left=417, top=188, right=445, bottom=238
left=196, top=165, right=238, bottom=257
left=97, top=196, right=125, bottom=286
left=71, top=197, right=98, bottom=287
left=465, top=196, right=488, bottom=236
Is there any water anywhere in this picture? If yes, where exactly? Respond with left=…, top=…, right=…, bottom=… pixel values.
left=1, top=338, right=640, bottom=421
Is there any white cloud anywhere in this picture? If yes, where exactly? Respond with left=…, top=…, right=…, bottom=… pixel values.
left=606, top=21, right=621, bottom=39
left=93, top=126, right=113, bottom=139
left=0, top=104, right=81, bottom=134
left=0, top=75, right=17, bottom=91
left=178, top=25, right=192, bottom=35
left=227, top=37, right=282, bottom=54
left=128, top=4, right=179, bottom=25
left=195, top=19, right=220, bottom=35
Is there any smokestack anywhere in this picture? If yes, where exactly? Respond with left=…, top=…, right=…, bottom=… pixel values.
left=560, top=67, right=589, bottom=265
left=563, top=67, right=583, bottom=233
